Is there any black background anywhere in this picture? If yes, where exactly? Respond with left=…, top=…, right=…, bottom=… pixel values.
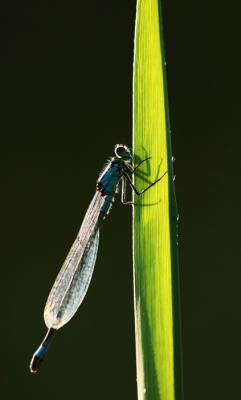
left=1, top=1, right=240, bottom=399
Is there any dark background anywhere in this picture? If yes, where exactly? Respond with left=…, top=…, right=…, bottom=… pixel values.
left=1, top=1, right=240, bottom=399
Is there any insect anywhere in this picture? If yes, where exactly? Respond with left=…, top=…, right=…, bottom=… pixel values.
left=29, top=144, right=167, bottom=372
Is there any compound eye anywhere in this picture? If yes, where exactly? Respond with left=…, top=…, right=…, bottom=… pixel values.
left=115, top=146, right=126, bottom=157
left=114, top=144, right=132, bottom=160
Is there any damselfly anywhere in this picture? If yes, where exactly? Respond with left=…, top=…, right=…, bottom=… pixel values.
left=29, top=144, right=167, bottom=372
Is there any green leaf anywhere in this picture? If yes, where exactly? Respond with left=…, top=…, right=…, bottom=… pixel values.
left=133, top=1, right=183, bottom=399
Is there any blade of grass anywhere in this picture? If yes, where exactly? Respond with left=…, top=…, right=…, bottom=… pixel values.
left=132, top=1, right=183, bottom=399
